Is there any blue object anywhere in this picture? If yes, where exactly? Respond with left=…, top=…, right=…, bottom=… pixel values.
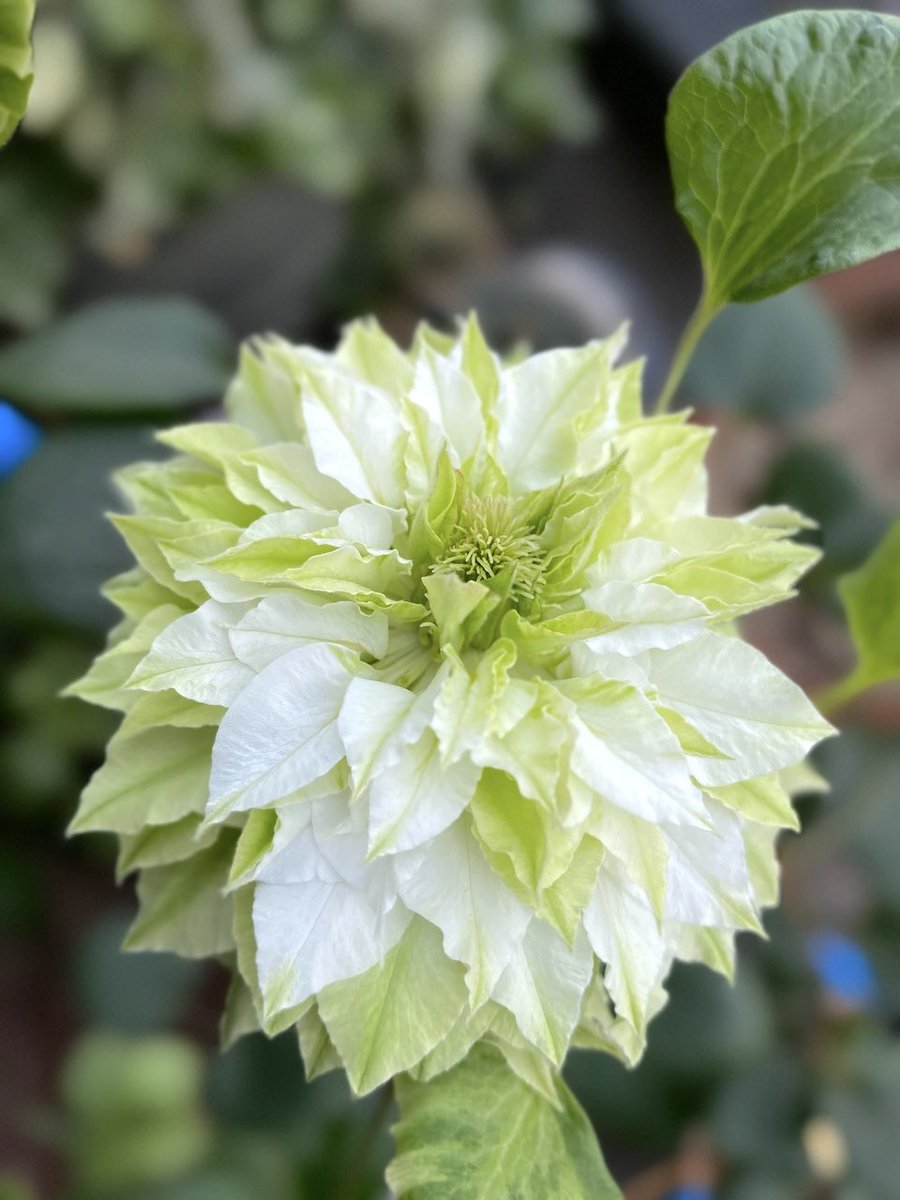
left=806, top=931, right=877, bottom=1009
left=665, top=1188, right=714, bottom=1200
left=0, top=399, right=41, bottom=477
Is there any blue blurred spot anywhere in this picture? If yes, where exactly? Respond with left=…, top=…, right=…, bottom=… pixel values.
left=806, top=931, right=877, bottom=1009
left=0, top=400, right=41, bottom=477
left=665, top=1189, right=713, bottom=1200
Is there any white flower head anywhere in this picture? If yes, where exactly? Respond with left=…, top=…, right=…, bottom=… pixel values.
left=70, top=316, right=833, bottom=1093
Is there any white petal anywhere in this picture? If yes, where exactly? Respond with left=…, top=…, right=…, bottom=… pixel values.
left=582, top=857, right=669, bottom=1032
left=253, top=878, right=409, bottom=1016
left=368, top=731, right=480, bottom=856
left=230, top=594, right=388, bottom=670
left=394, top=820, right=530, bottom=1008
left=495, top=342, right=612, bottom=492
left=564, top=679, right=708, bottom=826
left=583, top=580, right=709, bottom=655
left=301, top=369, right=406, bottom=506
left=492, top=919, right=593, bottom=1063
left=128, top=600, right=254, bottom=706
left=646, top=631, right=835, bottom=785
left=663, top=798, right=759, bottom=929
left=408, top=345, right=484, bottom=467
left=208, top=644, right=353, bottom=819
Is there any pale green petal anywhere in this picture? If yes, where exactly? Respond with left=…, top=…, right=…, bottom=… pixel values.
left=708, top=774, right=799, bottom=830
left=743, top=821, right=783, bottom=908
left=65, top=604, right=185, bottom=712
left=616, top=419, right=711, bottom=525
left=117, top=814, right=218, bottom=881
left=119, top=691, right=224, bottom=734
left=646, top=631, right=835, bottom=785
left=431, top=640, right=518, bottom=765
left=337, top=672, right=442, bottom=793
left=224, top=338, right=305, bottom=443
left=253, top=875, right=410, bottom=1018
left=69, top=726, right=215, bottom=835
left=492, top=919, right=593, bottom=1063
left=470, top=769, right=583, bottom=902
left=296, top=1003, right=343, bottom=1081
left=124, top=831, right=236, bottom=958
left=589, top=803, right=669, bottom=920
left=318, top=917, right=468, bottom=1095
left=336, top=318, right=415, bottom=395
left=537, top=835, right=605, bottom=944
left=101, top=569, right=190, bottom=621
left=128, top=600, right=254, bottom=707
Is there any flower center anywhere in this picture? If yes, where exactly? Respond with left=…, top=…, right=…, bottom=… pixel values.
left=432, top=493, right=545, bottom=609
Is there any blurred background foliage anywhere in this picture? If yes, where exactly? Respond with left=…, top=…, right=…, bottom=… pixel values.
left=2, top=2, right=900, bottom=1198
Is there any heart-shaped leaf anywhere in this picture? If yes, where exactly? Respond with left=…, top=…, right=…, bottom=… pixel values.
left=668, top=10, right=900, bottom=307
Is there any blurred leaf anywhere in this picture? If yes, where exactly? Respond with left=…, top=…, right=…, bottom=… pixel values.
left=73, top=911, right=201, bottom=1033
left=62, top=1033, right=211, bottom=1194
left=684, top=289, right=843, bottom=421
left=207, top=1032, right=310, bottom=1132
left=0, top=424, right=162, bottom=631
left=0, top=164, right=73, bottom=328
left=711, top=1057, right=809, bottom=1172
left=0, top=297, right=233, bottom=414
left=647, top=960, right=773, bottom=1081
left=389, top=1043, right=621, bottom=1199
left=836, top=519, right=900, bottom=691
left=0, top=841, right=44, bottom=935
left=820, top=1037, right=900, bottom=1199
left=760, top=443, right=890, bottom=590
left=667, top=11, right=900, bottom=307
left=564, top=1050, right=680, bottom=1152
left=0, top=0, right=34, bottom=148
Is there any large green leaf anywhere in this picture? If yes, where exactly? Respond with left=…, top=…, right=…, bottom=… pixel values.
left=0, top=0, right=34, bottom=147
left=0, top=297, right=234, bottom=414
left=667, top=10, right=900, bottom=308
left=836, top=518, right=900, bottom=692
left=388, top=1043, right=621, bottom=1200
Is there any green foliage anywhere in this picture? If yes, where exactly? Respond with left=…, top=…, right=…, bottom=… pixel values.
left=0, top=298, right=234, bottom=415
left=0, top=0, right=34, bottom=147
left=668, top=10, right=900, bottom=308
left=389, top=1043, right=621, bottom=1199
left=836, top=519, right=900, bottom=692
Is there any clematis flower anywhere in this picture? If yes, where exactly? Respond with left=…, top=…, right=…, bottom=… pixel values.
left=69, top=316, right=833, bottom=1095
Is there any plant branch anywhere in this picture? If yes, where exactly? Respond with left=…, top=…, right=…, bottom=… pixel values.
left=654, top=292, right=721, bottom=416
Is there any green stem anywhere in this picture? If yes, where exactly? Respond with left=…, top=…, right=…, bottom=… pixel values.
left=654, top=292, right=721, bottom=416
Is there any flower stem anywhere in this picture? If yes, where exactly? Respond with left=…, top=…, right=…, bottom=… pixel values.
left=654, top=292, right=721, bottom=416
